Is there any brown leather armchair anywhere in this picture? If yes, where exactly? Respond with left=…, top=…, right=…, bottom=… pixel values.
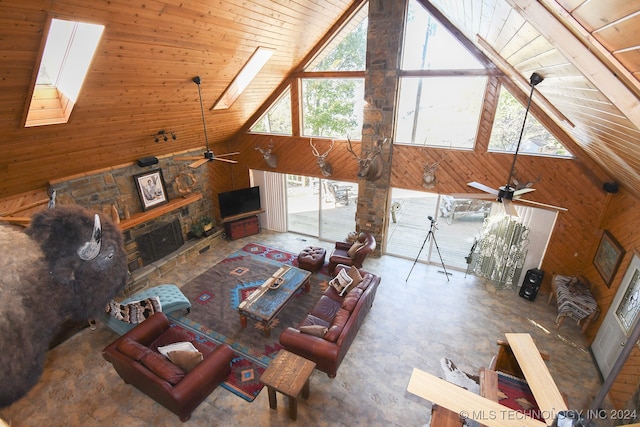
left=102, top=312, right=235, bottom=422
left=327, top=231, right=376, bottom=274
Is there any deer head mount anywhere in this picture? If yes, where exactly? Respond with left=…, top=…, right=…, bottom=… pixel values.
left=346, top=136, right=387, bottom=182
left=310, top=139, right=335, bottom=177
left=422, top=153, right=449, bottom=189
left=254, top=139, right=278, bottom=168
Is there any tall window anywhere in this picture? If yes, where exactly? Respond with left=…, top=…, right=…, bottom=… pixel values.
left=395, top=0, right=488, bottom=148
left=489, top=86, right=572, bottom=157
left=395, top=76, right=487, bottom=147
left=251, top=88, right=293, bottom=135
left=249, top=3, right=368, bottom=139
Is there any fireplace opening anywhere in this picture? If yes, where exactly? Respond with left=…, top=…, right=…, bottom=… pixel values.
left=135, top=219, right=184, bottom=265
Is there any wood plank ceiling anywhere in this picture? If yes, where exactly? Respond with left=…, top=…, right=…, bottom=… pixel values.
left=428, top=0, right=640, bottom=198
left=2, top=0, right=640, bottom=201
left=0, top=0, right=355, bottom=198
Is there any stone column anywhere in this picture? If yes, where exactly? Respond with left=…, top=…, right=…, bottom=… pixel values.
left=357, top=0, right=406, bottom=255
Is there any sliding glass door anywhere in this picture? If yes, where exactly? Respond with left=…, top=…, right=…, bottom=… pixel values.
left=386, top=188, right=486, bottom=271
left=286, top=174, right=357, bottom=242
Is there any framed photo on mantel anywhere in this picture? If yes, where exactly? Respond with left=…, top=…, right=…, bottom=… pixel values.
left=133, top=169, right=168, bottom=211
left=593, top=230, right=625, bottom=288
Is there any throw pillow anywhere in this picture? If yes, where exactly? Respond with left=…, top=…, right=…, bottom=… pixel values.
left=167, top=350, right=203, bottom=372
left=329, top=269, right=353, bottom=295
left=299, top=325, right=328, bottom=338
left=347, top=241, right=364, bottom=258
left=105, top=296, right=162, bottom=324
left=347, top=266, right=364, bottom=287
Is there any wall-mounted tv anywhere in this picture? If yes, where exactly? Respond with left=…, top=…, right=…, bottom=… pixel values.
left=218, top=186, right=261, bottom=219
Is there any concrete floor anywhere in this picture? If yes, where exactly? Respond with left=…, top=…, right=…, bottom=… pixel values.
left=0, top=230, right=617, bottom=427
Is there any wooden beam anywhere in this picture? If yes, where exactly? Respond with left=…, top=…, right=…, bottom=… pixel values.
left=476, top=35, right=574, bottom=128
left=506, top=0, right=640, bottom=130
left=505, top=333, right=568, bottom=425
left=407, top=368, right=546, bottom=427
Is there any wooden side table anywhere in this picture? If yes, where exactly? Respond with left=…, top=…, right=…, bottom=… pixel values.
left=260, top=350, right=316, bottom=420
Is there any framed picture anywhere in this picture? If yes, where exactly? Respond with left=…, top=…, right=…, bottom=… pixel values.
left=133, top=169, right=168, bottom=211
left=594, top=230, right=625, bottom=287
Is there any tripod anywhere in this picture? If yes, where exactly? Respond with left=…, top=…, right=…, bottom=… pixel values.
left=406, top=215, right=450, bottom=282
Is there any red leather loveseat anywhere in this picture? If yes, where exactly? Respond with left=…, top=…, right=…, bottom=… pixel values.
left=279, top=264, right=380, bottom=377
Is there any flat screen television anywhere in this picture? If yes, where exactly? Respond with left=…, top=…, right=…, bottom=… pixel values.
left=218, top=186, right=261, bottom=219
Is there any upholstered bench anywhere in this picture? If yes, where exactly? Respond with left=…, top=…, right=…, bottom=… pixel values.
left=100, top=284, right=191, bottom=335
left=548, top=275, right=599, bottom=332
left=297, top=246, right=326, bottom=272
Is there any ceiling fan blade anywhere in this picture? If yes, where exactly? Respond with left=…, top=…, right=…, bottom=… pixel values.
left=450, top=193, right=496, bottom=200
left=189, top=158, right=209, bottom=168
left=214, top=157, right=238, bottom=164
left=516, top=198, right=568, bottom=212
left=175, top=156, right=202, bottom=161
left=215, top=152, right=240, bottom=157
left=503, top=199, right=519, bottom=217
left=468, top=181, right=499, bottom=195
left=513, top=188, right=536, bottom=197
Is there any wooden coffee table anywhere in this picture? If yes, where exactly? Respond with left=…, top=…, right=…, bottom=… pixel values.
left=260, top=350, right=316, bottom=420
left=237, top=265, right=311, bottom=337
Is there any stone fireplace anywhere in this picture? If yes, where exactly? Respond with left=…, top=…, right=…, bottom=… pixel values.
left=135, top=219, right=184, bottom=266
left=48, top=151, right=216, bottom=293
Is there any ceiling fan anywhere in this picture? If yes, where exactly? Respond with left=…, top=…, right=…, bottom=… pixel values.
left=452, top=72, right=567, bottom=216
left=175, top=76, right=240, bottom=168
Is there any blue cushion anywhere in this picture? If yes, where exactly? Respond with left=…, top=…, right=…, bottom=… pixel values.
left=100, top=284, right=191, bottom=335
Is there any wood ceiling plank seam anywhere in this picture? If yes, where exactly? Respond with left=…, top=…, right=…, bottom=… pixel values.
left=506, top=37, right=559, bottom=69
left=476, top=0, right=499, bottom=40
left=571, top=0, right=640, bottom=32
left=613, top=50, right=640, bottom=76
left=539, top=0, right=640, bottom=98
left=492, top=7, right=527, bottom=53
left=508, top=0, right=640, bottom=132
left=557, top=101, right=636, bottom=129
left=592, top=15, right=640, bottom=52
left=543, top=87, right=625, bottom=105
left=499, top=22, right=541, bottom=62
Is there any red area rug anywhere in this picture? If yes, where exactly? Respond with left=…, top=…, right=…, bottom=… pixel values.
left=169, top=243, right=330, bottom=402
left=497, top=371, right=543, bottom=421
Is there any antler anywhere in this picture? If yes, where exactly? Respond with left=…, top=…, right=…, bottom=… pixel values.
left=346, top=135, right=361, bottom=160
left=254, top=139, right=274, bottom=154
left=310, top=139, right=334, bottom=157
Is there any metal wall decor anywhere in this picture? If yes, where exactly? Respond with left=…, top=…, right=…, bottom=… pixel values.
left=469, top=215, right=530, bottom=289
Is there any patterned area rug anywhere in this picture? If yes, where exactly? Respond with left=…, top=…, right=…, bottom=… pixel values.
left=169, top=243, right=331, bottom=402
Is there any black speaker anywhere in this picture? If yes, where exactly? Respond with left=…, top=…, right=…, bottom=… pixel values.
left=137, top=156, right=158, bottom=167
left=603, top=182, right=619, bottom=194
left=519, top=268, right=544, bottom=301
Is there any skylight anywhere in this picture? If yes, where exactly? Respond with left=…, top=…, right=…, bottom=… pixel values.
left=212, top=47, right=274, bottom=110
left=24, top=18, right=104, bottom=127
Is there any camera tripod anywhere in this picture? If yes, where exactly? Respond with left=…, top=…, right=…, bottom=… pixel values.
left=405, top=215, right=450, bottom=282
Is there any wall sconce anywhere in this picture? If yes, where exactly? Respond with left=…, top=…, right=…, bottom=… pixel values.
left=152, top=130, right=176, bottom=142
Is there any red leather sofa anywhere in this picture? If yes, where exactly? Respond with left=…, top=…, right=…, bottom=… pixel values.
left=102, top=312, right=235, bottom=421
left=279, top=264, right=380, bottom=377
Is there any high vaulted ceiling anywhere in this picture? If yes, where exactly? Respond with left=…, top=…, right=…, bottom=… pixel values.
left=1, top=0, right=640, bottom=200
left=427, top=0, right=640, bottom=197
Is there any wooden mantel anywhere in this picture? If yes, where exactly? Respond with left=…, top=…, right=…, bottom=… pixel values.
left=118, top=192, right=202, bottom=230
